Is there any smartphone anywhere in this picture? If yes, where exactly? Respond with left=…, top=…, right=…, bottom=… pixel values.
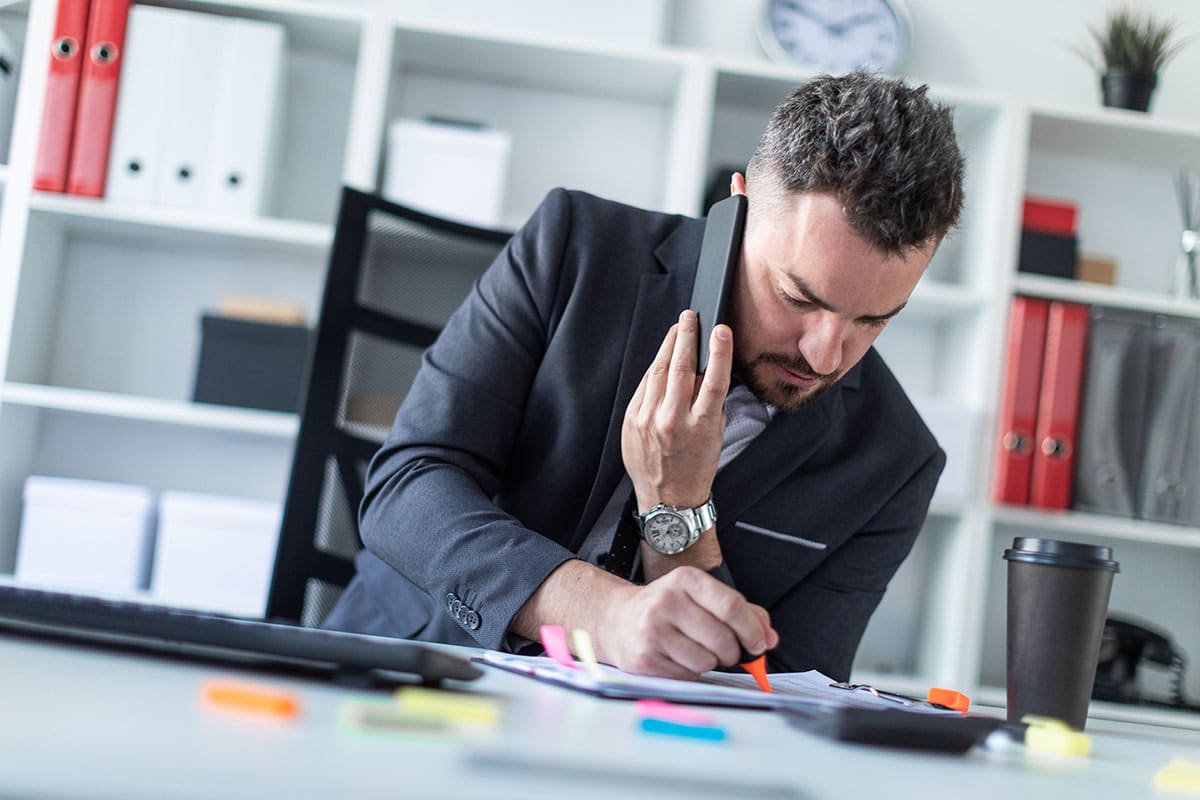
left=690, top=193, right=746, bottom=373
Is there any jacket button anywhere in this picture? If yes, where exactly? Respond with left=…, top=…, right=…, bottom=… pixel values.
left=446, top=593, right=457, bottom=612
left=465, top=610, right=480, bottom=630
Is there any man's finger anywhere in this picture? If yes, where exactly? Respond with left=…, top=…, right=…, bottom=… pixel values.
left=661, top=309, right=700, bottom=416
left=634, top=322, right=679, bottom=418
left=693, top=324, right=733, bottom=418
left=685, top=574, right=772, bottom=659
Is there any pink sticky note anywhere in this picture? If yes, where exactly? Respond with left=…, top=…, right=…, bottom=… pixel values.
left=634, top=699, right=716, bottom=727
left=539, top=624, right=580, bottom=670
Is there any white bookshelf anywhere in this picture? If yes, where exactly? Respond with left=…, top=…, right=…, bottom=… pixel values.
left=0, top=0, right=1195, bottom=728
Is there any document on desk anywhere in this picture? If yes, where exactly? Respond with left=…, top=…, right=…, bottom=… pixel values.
left=480, top=652, right=955, bottom=714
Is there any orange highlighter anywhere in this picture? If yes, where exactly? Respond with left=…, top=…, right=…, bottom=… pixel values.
left=707, top=563, right=772, bottom=692
left=740, top=653, right=772, bottom=693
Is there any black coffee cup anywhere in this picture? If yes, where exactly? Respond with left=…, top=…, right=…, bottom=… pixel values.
left=1004, top=537, right=1119, bottom=729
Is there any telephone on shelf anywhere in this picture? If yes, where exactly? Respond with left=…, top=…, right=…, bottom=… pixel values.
left=1093, top=614, right=1197, bottom=710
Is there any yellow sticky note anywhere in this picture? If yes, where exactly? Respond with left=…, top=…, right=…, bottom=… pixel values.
left=1021, top=716, right=1092, bottom=758
left=394, top=686, right=501, bottom=727
left=571, top=628, right=608, bottom=680
left=339, top=699, right=453, bottom=739
left=1155, top=759, right=1200, bottom=795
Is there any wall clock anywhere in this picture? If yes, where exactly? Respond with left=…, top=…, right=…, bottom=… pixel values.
left=758, top=0, right=912, bottom=75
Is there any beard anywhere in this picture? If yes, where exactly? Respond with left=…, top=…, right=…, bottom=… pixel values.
left=733, top=351, right=839, bottom=413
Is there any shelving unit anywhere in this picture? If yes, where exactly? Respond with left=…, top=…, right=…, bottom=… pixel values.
left=0, top=0, right=1195, bottom=728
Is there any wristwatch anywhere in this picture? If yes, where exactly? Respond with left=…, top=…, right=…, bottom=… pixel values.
left=633, top=498, right=717, bottom=555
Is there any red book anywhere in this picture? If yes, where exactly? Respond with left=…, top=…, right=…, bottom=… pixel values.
left=1023, top=196, right=1077, bottom=237
left=65, top=0, right=130, bottom=196
left=993, top=296, right=1050, bottom=506
left=32, top=0, right=91, bottom=192
left=1029, top=302, right=1090, bottom=510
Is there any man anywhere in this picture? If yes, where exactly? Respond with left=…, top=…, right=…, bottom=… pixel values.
left=324, top=71, right=965, bottom=681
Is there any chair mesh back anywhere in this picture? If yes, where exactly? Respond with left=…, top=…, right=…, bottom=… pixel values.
left=267, top=189, right=510, bottom=625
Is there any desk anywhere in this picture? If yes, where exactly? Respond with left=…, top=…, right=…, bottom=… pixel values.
left=0, top=632, right=1197, bottom=799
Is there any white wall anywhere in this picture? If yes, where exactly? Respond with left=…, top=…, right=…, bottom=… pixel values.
left=669, top=0, right=1200, bottom=123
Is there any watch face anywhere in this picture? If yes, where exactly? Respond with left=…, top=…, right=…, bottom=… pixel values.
left=645, top=511, right=693, bottom=555
left=761, top=0, right=909, bottom=74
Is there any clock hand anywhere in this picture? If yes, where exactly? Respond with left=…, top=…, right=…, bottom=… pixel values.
left=779, top=0, right=830, bottom=30
left=827, top=12, right=882, bottom=37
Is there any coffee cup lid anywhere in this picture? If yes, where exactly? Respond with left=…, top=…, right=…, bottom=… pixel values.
left=1003, top=537, right=1119, bottom=572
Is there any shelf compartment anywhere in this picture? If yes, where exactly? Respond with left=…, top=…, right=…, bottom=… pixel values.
left=1014, top=273, right=1200, bottom=321
left=979, top=522, right=1200, bottom=706
left=7, top=207, right=326, bottom=404
left=102, top=0, right=367, bottom=224
left=385, top=26, right=693, bottom=228
left=1, top=382, right=298, bottom=438
left=991, top=504, right=1200, bottom=550
left=0, top=402, right=296, bottom=573
left=1023, top=109, right=1200, bottom=299
left=28, top=193, right=333, bottom=259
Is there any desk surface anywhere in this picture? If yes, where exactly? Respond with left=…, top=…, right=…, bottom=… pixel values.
left=0, top=632, right=1197, bottom=800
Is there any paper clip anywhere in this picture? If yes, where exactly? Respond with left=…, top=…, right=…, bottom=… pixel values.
left=828, top=682, right=940, bottom=710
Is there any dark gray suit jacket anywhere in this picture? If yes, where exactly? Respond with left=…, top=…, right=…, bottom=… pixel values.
left=324, top=188, right=945, bottom=680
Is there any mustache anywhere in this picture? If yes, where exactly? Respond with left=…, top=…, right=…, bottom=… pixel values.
left=755, top=352, right=837, bottom=383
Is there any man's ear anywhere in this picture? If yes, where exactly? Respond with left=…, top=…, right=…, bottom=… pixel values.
left=730, top=172, right=747, bottom=196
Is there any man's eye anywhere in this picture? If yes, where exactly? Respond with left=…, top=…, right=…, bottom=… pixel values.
left=781, top=291, right=811, bottom=308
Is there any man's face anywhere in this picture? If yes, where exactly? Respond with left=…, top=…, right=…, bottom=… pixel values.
left=728, top=191, right=935, bottom=412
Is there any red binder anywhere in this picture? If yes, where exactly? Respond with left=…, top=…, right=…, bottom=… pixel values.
left=32, top=0, right=91, bottom=192
left=1029, top=302, right=1090, bottom=510
left=993, top=296, right=1050, bottom=506
left=65, top=0, right=130, bottom=197
left=1022, top=196, right=1077, bottom=237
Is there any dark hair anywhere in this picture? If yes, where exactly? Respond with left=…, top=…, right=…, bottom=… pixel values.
left=746, top=71, right=965, bottom=255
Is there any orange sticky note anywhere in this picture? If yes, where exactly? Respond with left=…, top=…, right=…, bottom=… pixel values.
left=202, top=681, right=300, bottom=718
left=740, top=655, right=771, bottom=693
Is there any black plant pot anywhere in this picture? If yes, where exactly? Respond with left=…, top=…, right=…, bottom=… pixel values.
left=1101, top=70, right=1157, bottom=112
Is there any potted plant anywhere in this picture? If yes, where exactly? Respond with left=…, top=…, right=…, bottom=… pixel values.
left=1073, top=6, right=1189, bottom=112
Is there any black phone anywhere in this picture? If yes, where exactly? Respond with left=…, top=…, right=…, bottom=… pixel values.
left=690, top=193, right=746, bottom=374
left=1093, top=614, right=1192, bottom=708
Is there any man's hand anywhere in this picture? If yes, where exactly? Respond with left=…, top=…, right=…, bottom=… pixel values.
left=595, top=566, right=778, bottom=679
left=622, top=309, right=733, bottom=513
left=513, top=560, right=778, bottom=680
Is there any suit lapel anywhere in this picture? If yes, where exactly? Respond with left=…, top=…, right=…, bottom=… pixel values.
left=568, top=271, right=688, bottom=550
left=568, top=217, right=704, bottom=550
left=712, top=386, right=844, bottom=524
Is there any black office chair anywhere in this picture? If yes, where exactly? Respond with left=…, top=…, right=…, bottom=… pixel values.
left=266, top=187, right=511, bottom=626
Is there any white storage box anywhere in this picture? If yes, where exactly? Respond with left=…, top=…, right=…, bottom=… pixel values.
left=150, top=491, right=282, bottom=618
left=15, top=476, right=155, bottom=593
left=384, top=118, right=512, bottom=229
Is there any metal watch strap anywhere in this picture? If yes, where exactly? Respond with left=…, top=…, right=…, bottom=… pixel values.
left=633, top=497, right=717, bottom=534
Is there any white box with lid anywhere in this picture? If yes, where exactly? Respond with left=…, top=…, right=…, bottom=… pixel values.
left=384, top=118, right=512, bottom=229
left=150, top=491, right=281, bottom=618
left=15, top=476, right=156, bottom=593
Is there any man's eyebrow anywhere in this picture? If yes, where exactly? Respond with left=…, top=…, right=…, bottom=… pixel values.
left=784, top=274, right=907, bottom=322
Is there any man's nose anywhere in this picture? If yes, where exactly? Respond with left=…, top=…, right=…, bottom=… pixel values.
left=799, top=313, right=846, bottom=376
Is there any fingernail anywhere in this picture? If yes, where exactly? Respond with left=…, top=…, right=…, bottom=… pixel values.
left=682, top=309, right=696, bottom=322
left=715, top=326, right=730, bottom=341
left=752, top=640, right=766, bottom=655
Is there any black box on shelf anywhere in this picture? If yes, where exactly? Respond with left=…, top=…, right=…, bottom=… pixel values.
left=1018, top=229, right=1078, bottom=279
left=193, top=315, right=312, bottom=413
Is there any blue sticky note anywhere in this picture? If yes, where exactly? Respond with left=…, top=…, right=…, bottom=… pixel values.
left=639, top=717, right=727, bottom=742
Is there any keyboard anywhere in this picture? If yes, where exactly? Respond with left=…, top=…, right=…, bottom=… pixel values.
left=0, top=583, right=482, bottom=684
